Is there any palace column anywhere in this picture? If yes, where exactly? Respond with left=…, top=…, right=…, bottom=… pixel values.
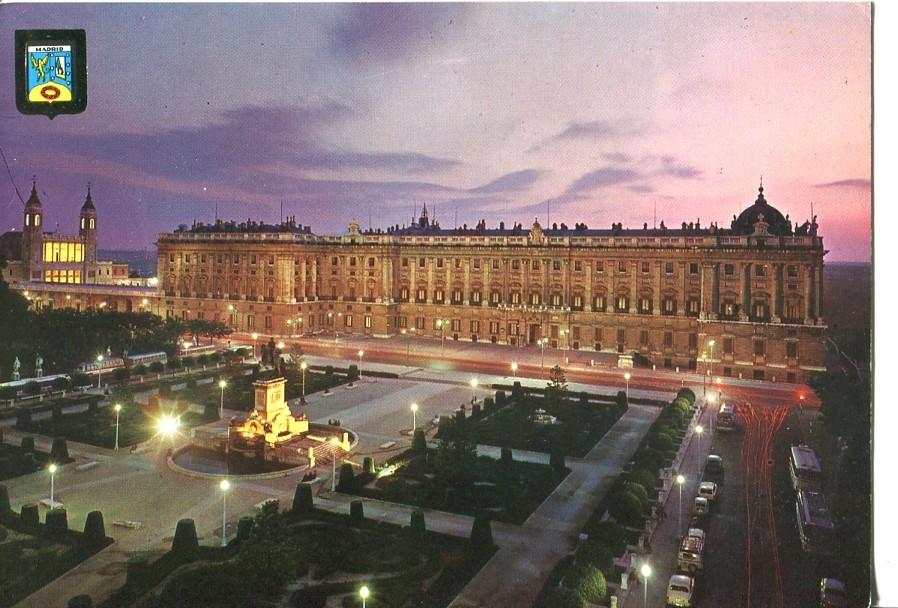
left=584, top=261, right=593, bottom=311
left=678, top=261, right=687, bottom=315
left=804, top=263, right=814, bottom=322
left=426, top=258, right=434, bottom=304
left=483, top=257, right=491, bottom=306
left=605, top=259, right=614, bottom=312
left=276, top=254, right=294, bottom=303
left=700, top=262, right=714, bottom=319
left=772, top=263, right=782, bottom=322
left=463, top=259, right=471, bottom=305
left=300, top=257, right=307, bottom=301
left=629, top=260, right=638, bottom=314
left=310, top=257, right=318, bottom=301
left=711, top=263, right=720, bottom=319
left=652, top=261, right=661, bottom=315
left=409, top=257, right=417, bottom=300
left=739, top=262, right=751, bottom=321
left=815, top=263, right=824, bottom=321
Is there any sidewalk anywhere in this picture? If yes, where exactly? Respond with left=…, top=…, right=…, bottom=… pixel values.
left=621, top=401, right=714, bottom=608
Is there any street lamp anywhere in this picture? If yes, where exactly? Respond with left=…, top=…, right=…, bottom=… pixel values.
left=511, top=362, right=518, bottom=378
left=624, top=372, right=631, bottom=405
left=469, top=378, right=478, bottom=404
left=357, top=350, right=364, bottom=379
left=219, top=479, right=230, bottom=547
left=251, top=332, right=259, bottom=358
left=359, top=585, right=370, bottom=608
left=561, top=329, right=569, bottom=363
left=436, top=319, right=446, bottom=355
left=157, top=414, right=180, bottom=438
left=218, top=379, right=227, bottom=418
left=539, top=338, right=547, bottom=370
left=114, top=403, right=122, bottom=451
left=676, top=474, right=685, bottom=534
left=48, top=463, right=58, bottom=505
left=331, top=436, right=341, bottom=492
left=411, top=402, right=419, bottom=431
left=640, top=563, right=652, bottom=608
left=96, top=354, right=104, bottom=388
left=300, top=361, right=308, bottom=404
left=706, top=392, right=717, bottom=434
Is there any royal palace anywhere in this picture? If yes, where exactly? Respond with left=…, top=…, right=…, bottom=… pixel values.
left=4, top=183, right=827, bottom=383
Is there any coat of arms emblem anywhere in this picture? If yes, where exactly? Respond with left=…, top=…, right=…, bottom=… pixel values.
left=16, top=29, right=87, bottom=118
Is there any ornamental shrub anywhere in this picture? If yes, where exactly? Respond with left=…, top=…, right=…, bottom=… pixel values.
left=81, top=511, right=107, bottom=551
left=483, top=396, right=495, bottom=411
left=171, top=518, right=199, bottom=557
left=149, top=361, right=164, bottom=374
left=350, top=500, right=364, bottom=524
left=197, top=354, right=209, bottom=366
left=512, top=381, right=524, bottom=400
left=575, top=539, right=615, bottom=575
left=563, top=564, right=607, bottom=605
left=20, top=503, right=40, bottom=529
left=348, top=364, right=359, bottom=380
left=500, top=446, right=513, bottom=468
left=181, top=356, right=195, bottom=368
left=72, top=373, right=92, bottom=388
left=608, top=490, right=644, bottom=527
left=50, top=437, right=70, bottom=462
left=623, top=481, right=649, bottom=510
left=579, top=392, right=589, bottom=405
left=45, top=508, right=69, bottom=536
left=325, top=365, right=334, bottom=376
left=237, top=515, right=254, bottom=541
left=337, top=462, right=355, bottom=492
left=495, top=391, right=506, bottom=406
left=67, top=595, right=93, bottom=608
left=113, top=368, right=131, bottom=382
left=651, top=432, right=674, bottom=452
left=409, top=509, right=426, bottom=545
left=363, top=456, right=376, bottom=475
left=546, top=586, right=587, bottom=608
left=672, top=397, right=690, bottom=413
left=629, top=468, right=657, bottom=496
left=590, top=521, right=627, bottom=556
left=472, top=403, right=482, bottom=418
left=166, top=358, right=182, bottom=370
left=411, top=428, right=427, bottom=454
left=52, top=376, right=71, bottom=392
left=132, top=364, right=148, bottom=376
left=20, top=436, right=35, bottom=454
left=616, top=390, right=628, bottom=408
left=203, top=401, right=219, bottom=421
left=0, top=485, right=10, bottom=516
left=677, top=387, right=696, bottom=405
left=126, top=555, right=149, bottom=588
left=292, top=484, right=313, bottom=518
left=470, top=515, right=494, bottom=549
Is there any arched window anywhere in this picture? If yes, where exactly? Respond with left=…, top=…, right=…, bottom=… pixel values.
left=81, top=217, right=86, bottom=230
left=89, top=218, right=95, bottom=229
left=35, top=214, right=41, bottom=226
left=25, top=214, right=30, bottom=226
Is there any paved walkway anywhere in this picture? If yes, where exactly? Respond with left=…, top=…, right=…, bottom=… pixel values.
left=621, top=402, right=714, bottom=608
left=450, top=404, right=661, bottom=607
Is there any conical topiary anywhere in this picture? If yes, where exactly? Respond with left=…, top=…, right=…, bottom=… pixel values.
left=337, top=462, right=354, bottom=492
left=50, top=437, right=70, bottom=463
left=20, top=436, right=35, bottom=454
left=350, top=500, right=364, bottom=524
left=363, top=456, right=375, bottom=475
left=410, top=509, right=426, bottom=545
left=411, top=428, right=427, bottom=455
left=81, top=511, right=106, bottom=551
left=470, top=515, right=493, bottom=550
left=20, top=503, right=39, bottom=528
left=46, top=508, right=69, bottom=537
left=171, top=518, right=199, bottom=557
left=292, top=484, right=313, bottom=518
left=0, top=485, right=11, bottom=516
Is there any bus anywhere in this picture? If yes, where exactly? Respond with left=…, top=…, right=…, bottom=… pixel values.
left=124, top=351, right=168, bottom=369
left=789, top=445, right=823, bottom=492
left=795, top=488, right=834, bottom=554
left=77, top=357, right=125, bottom=375
left=178, top=342, right=217, bottom=358
left=717, top=403, right=737, bottom=431
left=0, top=374, right=71, bottom=399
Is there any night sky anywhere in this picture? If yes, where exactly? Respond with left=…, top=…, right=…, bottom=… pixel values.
left=0, top=3, right=871, bottom=260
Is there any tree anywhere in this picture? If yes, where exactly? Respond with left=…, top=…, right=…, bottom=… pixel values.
left=45, top=508, right=69, bottom=536
left=0, top=485, right=11, bottom=516
left=72, top=373, right=91, bottom=388
left=409, top=510, right=426, bottom=545
left=575, top=540, right=614, bottom=575
left=149, top=361, right=164, bottom=374
left=608, top=490, right=644, bottom=526
left=113, top=367, right=130, bottom=382
left=623, top=482, right=649, bottom=511
left=469, top=515, right=494, bottom=549
left=546, top=365, right=568, bottom=405
left=434, top=418, right=478, bottom=488
left=546, top=586, right=587, bottom=608
left=52, top=376, right=71, bottom=392
left=337, top=462, right=355, bottom=492
left=171, top=519, right=199, bottom=557
left=562, top=564, right=607, bottom=604
left=589, top=521, right=626, bottom=556
left=411, top=428, right=427, bottom=455
left=186, top=318, right=232, bottom=345
left=50, top=437, right=70, bottom=462
left=650, top=432, right=674, bottom=452
left=629, top=468, right=657, bottom=496
left=292, top=484, right=314, bottom=518
left=20, top=503, right=39, bottom=528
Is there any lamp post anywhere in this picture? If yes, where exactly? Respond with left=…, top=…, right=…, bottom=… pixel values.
left=218, top=379, right=227, bottom=418
left=357, top=350, right=364, bottom=379
left=624, top=372, right=631, bottom=405
left=511, top=362, right=518, bottom=378
left=676, top=474, right=685, bottom=535
left=436, top=319, right=446, bottom=355
left=539, top=338, right=547, bottom=370
left=707, top=392, right=717, bottom=435
left=48, top=463, right=58, bottom=505
left=96, top=354, right=104, bottom=388
left=114, top=403, right=122, bottom=451
left=470, top=378, right=478, bottom=404
left=331, top=436, right=341, bottom=492
left=561, top=329, right=569, bottom=363
left=708, top=339, right=716, bottom=377
left=251, top=332, right=259, bottom=358
left=219, top=479, right=230, bottom=547
left=411, top=402, right=419, bottom=431
left=359, top=585, right=370, bottom=608
left=300, top=361, right=307, bottom=404
left=640, top=563, right=652, bottom=608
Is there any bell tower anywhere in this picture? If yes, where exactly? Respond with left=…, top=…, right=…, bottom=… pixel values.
left=79, top=183, right=98, bottom=281
left=22, top=176, right=44, bottom=280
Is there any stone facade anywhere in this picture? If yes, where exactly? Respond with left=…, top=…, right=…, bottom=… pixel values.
left=14, top=186, right=827, bottom=383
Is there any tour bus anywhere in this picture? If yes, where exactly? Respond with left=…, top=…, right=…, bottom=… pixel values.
left=796, top=488, right=834, bottom=554
left=789, top=445, right=823, bottom=492
left=77, top=356, right=125, bottom=375
left=717, top=403, right=737, bottom=431
left=123, top=351, right=168, bottom=369
left=178, top=342, right=217, bottom=358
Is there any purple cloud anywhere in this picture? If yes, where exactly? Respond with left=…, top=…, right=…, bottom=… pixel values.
left=469, top=169, right=544, bottom=193
left=813, top=179, right=871, bottom=189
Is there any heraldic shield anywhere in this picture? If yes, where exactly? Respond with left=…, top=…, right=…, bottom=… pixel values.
left=16, top=30, right=87, bottom=118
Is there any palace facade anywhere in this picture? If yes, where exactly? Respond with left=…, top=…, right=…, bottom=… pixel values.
left=14, top=184, right=827, bottom=382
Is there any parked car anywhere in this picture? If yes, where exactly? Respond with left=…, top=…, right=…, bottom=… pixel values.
left=704, top=454, right=725, bottom=483
left=667, top=574, right=695, bottom=607
left=698, top=481, right=719, bottom=502
left=819, top=578, right=848, bottom=608
left=677, top=528, right=706, bottom=573
left=693, top=496, right=710, bottom=517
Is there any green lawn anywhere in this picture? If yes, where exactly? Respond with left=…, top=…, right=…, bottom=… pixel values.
left=465, top=394, right=628, bottom=457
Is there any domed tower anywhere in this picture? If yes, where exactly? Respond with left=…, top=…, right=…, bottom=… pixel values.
left=22, top=176, right=44, bottom=280
left=730, top=181, right=792, bottom=236
left=79, top=184, right=98, bottom=278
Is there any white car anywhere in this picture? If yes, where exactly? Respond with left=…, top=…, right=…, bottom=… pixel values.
left=693, top=496, right=710, bottom=516
left=667, top=574, right=695, bottom=607
left=698, top=481, right=719, bottom=502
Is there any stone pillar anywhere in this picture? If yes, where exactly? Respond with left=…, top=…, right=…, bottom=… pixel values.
left=739, top=262, right=751, bottom=321
left=463, top=260, right=471, bottom=305
left=711, top=263, right=720, bottom=319
left=585, top=262, right=593, bottom=311
left=629, top=261, right=638, bottom=314
left=605, top=260, right=614, bottom=312
left=409, top=258, right=417, bottom=301
left=426, top=259, right=434, bottom=303
left=814, top=264, right=823, bottom=321
left=804, top=264, right=814, bottom=322
left=772, top=263, right=782, bottom=322
left=678, top=261, right=687, bottom=316
left=300, top=257, right=307, bottom=301
left=483, top=258, right=491, bottom=306
left=310, top=258, right=318, bottom=301
left=652, top=261, right=661, bottom=315
left=277, top=255, right=294, bottom=303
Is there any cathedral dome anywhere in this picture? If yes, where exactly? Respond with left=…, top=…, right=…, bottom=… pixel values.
left=731, top=184, right=791, bottom=235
